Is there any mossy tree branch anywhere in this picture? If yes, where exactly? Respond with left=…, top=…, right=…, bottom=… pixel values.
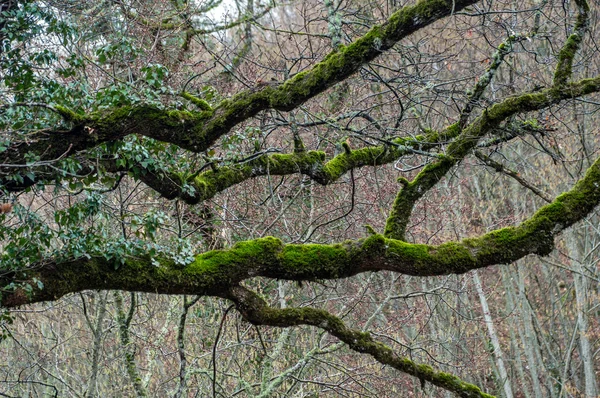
left=383, top=75, right=600, bottom=241
left=130, top=127, right=458, bottom=203
left=52, top=76, right=598, bottom=208
left=0, top=0, right=479, bottom=171
left=4, top=75, right=599, bottom=207
left=383, top=2, right=591, bottom=241
left=3, top=153, right=600, bottom=396
left=384, top=33, right=530, bottom=241
left=3, top=1, right=600, bottom=396
left=118, top=0, right=272, bottom=36
left=552, top=0, right=589, bottom=86
left=227, top=285, right=495, bottom=398
left=3, top=154, right=600, bottom=308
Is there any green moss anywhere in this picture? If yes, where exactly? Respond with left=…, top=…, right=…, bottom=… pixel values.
left=341, top=141, right=352, bottom=154
left=181, top=92, right=213, bottom=111
left=485, top=92, right=548, bottom=121
left=55, top=105, right=85, bottom=123
left=263, top=0, right=422, bottom=110
left=384, top=157, right=455, bottom=240
left=323, top=154, right=351, bottom=179
left=553, top=33, right=582, bottom=86
left=444, top=122, right=460, bottom=137
left=280, top=243, right=349, bottom=278
left=186, top=151, right=331, bottom=202
left=188, top=237, right=283, bottom=279
left=365, top=225, right=378, bottom=235
left=360, top=233, right=385, bottom=251
left=323, top=147, right=386, bottom=180
left=428, top=241, right=476, bottom=272
left=90, top=105, right=209, bottom=142
left=384, top=238, right=430, bottom=264
left=382, top=237, right=481, bottom=275
left=464, top=204, right=566, bottom=263
left=397, top=177, right=409, bottom=186
left=385, top=0, right=442, bottom=34
left=285, top=71, right=308, bottom=86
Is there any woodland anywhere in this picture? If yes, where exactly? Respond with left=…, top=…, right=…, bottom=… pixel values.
left=0, top=0, right=600, bottom=396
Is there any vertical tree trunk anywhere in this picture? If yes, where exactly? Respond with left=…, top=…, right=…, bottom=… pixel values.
left=85, top=292, right=108, bottom=398
left=473, top=270, right=514, bottom=398
left=114, top=291, right=147, bottom=398
left=565, top=229, right=598, bottom=397
left=501, top=268, right=534, bottom=398
left=516, top=266, right=548, bottom=397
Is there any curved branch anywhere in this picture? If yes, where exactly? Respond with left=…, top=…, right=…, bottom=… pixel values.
left=383, top=75, right=600, bottom=240
left=3, top=154, right=600, bottom=308
left=553, top=0, right=589, bottom=86
left=474, top=151, right=552, bottom=203
left=0, top=0, right=479, bottom=167
left=135, top=128, right=455, bottom=203
left=101, top=73, right=600, bottom=207
left=227, top=285, right=494, bottom=398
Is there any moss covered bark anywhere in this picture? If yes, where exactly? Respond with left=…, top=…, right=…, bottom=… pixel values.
left=383, top=76, right=600, bottom=241
left=553, top=0, right=589, bottom=86
left=136, top=129, right=456, bottom=203
left=0, top=0, right=480, bottom=174
left=135, top=73, right=600, bottom=206
left=4, top=153, right=600, bottom=397
left=383, top=1, right=591, bottom=241
left=4, top=155, right=600, bottom=308
left=228, top=285, right=495, bottom=398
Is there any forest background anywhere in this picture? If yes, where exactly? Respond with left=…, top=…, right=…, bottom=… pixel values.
left=1, top=0, right=600, bottom=397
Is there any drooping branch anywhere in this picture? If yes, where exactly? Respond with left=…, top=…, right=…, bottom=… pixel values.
left=3, top=153, right=600, bottom=308
left=227, top=285, right=495, bottom=398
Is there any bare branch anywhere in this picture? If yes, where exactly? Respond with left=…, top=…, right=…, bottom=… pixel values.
left=474, top=150, right=553, bottom=203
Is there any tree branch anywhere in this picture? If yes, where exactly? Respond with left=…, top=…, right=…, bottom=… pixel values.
left=383, top=75, right=600, bottom=241
left=3, top=154, right=600, bottom=308
left=227, top=285, right=494, bottom=398
left=474, top=150, right=553, bottom=203
left=553, top=0, right=589, bottom=86
left=0, top=0, right=479, bottom=168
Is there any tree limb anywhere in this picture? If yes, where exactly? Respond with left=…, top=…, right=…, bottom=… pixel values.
left=227, top=285, right=495, bottom=398
left=3, top=154, right=599, bottom=308
left=0, top=0, right=480, bottom=167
